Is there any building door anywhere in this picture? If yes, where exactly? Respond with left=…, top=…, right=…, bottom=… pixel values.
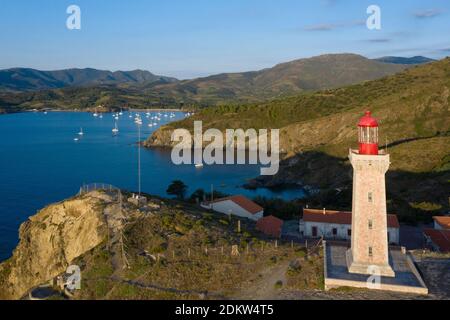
left=312, top=226, right=318, bottom=237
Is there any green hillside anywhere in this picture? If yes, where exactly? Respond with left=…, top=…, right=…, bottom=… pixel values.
left=148, top=54, right=409, bottom=105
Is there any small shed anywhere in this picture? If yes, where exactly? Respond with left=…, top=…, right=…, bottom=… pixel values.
left=256, top=215, right=284, bottom=238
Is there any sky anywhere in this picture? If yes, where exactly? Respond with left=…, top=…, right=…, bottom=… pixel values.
left=0, top=0, right=449, bottom=79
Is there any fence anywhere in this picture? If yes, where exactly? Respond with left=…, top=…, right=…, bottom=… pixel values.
left=78, top=183, right=120, bottom=195
left=137, top=238, right=320, bottom=266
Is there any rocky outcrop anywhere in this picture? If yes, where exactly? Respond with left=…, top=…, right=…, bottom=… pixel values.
left=143, top=125, right=177, bottom=148
left=0, top=192, right=111, bottom=299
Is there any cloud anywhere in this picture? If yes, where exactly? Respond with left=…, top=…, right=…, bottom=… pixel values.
left=303, top=20, right=365, bottom=32
left=304, top=24, right=338, bottom=31
left=414, top=9, right=443, bottom=18
left=365, top=38, right=391, bottom=43
left=321, top=0, right=338, bottom=7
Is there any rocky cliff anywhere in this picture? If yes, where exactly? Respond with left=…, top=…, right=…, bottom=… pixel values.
left=0, top=191, right=111, bottom=299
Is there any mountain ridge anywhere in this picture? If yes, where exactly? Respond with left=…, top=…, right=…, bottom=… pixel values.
left=0, top=68, right=178, bottom=92
left=0, top=54, right=433, bottom=113
left=373, top=56, right=435, bottom=65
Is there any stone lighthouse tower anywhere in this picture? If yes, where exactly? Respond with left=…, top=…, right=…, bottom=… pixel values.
left=346, top=111, right=395, bottom=277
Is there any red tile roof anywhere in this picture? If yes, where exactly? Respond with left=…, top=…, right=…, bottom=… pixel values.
left=207, top=195, right=263, bottom=215
left=256, top=215, right=284, bottom=238
left=433, top=216, right=450, bottom=230
left=423, top=228, right=450, bottom=253
left=303, top=208, right=400, bottom=228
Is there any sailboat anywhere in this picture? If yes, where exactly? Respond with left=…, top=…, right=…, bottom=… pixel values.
left=134, top=115, right=143, bottom=125
left=78, top=127, right=84, bottom=136
left=112, top=121, right=119, bottom=135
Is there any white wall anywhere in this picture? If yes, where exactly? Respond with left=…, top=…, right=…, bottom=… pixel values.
left=434, top=221, right=444, bottom=230
left=201, top=200, right=263, bottom=221
left=300, top=220, right=399, bottom=244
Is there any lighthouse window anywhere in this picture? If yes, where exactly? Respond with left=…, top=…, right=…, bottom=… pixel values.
left=369, top=247, right=373, bottom=257
left=359, top=127, right=379, bottom=144
left=368, top=220, right=373, bottom=230
left=368, top=192, right=373, bottom=202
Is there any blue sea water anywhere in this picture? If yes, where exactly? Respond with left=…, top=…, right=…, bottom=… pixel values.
left=0, top=111, right=304, bottom=261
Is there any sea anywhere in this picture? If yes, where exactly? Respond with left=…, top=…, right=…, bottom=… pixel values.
left=0, top=111, right=304, bottom=261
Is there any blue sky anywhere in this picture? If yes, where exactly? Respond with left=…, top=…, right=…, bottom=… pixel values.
left=0, top=0, right=449, bottom=79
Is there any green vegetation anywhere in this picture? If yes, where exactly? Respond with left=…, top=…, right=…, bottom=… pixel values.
left=72, top=199, right=305, bottom=300
left=166, top=180, right=188, bottom=200
left=286, top=251, right=324, bottom=290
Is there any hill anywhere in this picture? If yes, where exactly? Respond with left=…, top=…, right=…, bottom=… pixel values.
left=0, top=54, right=410, bottom=113
left=374, top=56, right=435, bottom=65
left=145, top=58, right=450, bottom=223
left=0, top=68, right=177, bottom=92
left=148, top=54, right=410, bottom=105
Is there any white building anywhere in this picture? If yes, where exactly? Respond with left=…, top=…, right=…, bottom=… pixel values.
left=300, top=208, right=400, bottom=245
left=201, top=195, right=263, bottom=221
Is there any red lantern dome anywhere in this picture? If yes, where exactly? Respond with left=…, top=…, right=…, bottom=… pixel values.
left=358, top=111, right=379, bottom=155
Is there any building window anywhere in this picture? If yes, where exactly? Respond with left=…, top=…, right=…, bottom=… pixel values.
left=369, top=247, right=373, bottom=257
left=347, top=229, right=351, bottom=236
left=387, top=232, right=390, bottom=243
left=368, top=192, right=373, bottom=203
left=332, top=228, right=337, bottom=236
left=368, top=219, right=373, bottom=230
left=312, top=226, right=318, bottom=237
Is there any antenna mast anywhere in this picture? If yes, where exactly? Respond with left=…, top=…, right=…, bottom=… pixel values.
left=138, top=120, right=141, bottom=196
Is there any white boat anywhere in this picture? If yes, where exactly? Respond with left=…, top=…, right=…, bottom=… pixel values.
left=78, top=128, right=84, bottom=136
left=195, top=163, right=204, bottom=168
left=99, top=114, right=103, bottom=118
left=93, top=112, right=98, bottom=117
left=74, top=137, right=79, bottom=141
left=134, top=116, right=143, bottom=125
left=148, top=123, right=153, bottom=127
left=112, top=122, right=119, bottom=135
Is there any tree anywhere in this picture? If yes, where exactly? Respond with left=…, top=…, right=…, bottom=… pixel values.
left=166, top=180, right=188, bottom=200
left=189, top=188, right=206, bottom=203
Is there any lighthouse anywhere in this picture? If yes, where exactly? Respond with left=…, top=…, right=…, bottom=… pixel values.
left=346, top=111, right=395, bottom=277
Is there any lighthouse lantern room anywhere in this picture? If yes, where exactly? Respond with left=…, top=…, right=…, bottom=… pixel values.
left=358, top=111, right=379, bottom=155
